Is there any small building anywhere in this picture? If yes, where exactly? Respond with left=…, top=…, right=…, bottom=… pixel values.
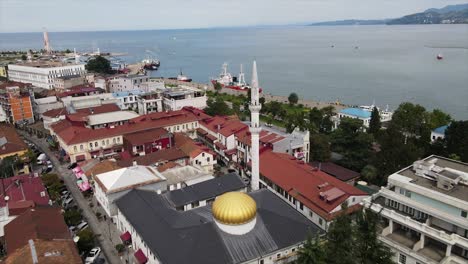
left=163, top=172, right=245, bottom=211
left=162, top=85, right=207, bottom=111
left=333, top=106, right=393, bottom=129
left=112, top=90, right=143, bottom=111
left=123, top=128, right=172, bottom=156
left=8, top=62, right=86, bottom=89
left=0, top=124, right=29, bottom=160
left=136, top=91, right=163, bottom=115
left=362, top=155, right=468, bottom=264
left=85, top=111, right=140, bottom=129
left=117, top=147, right=188, bottom=168
left=3, top=207, right=81, bottom=263
left=94, top=165, right=167, bottom=217
left=53, top=74, right=86, bottom=90
left=114, top=188, right=323, bottom=264
left=431, top=125, right=448, bottom=142
left=174, top=133, right=216, bottom=172
left=33, top=96, right=64, bottom=121
left=310, top=161, right=361, bottom=185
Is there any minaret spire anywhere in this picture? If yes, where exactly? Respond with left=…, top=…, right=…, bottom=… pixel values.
left=249, top=61, right=262, bottom=191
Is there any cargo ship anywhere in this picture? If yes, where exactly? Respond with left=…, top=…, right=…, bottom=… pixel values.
left=211, top=63, right=262, bottom=92
left=168, top=70, right=192, bottom=82
left=142, top=57, right=160, bottom=70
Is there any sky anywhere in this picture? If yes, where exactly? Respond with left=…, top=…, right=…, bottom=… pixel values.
left=1, top=0, right=467, bottom=32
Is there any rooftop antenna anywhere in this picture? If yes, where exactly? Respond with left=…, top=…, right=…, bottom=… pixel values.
left=43, top=27, right=52, bottom=54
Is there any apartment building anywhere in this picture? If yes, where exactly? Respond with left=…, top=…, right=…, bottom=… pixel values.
left=363, top=155, right=468, bottom=264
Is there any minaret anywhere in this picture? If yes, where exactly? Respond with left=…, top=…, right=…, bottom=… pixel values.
left=249, top=61, right=262, bottom=191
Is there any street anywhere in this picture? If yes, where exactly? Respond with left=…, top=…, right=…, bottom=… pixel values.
left=18, top=130, right=124, bottom=264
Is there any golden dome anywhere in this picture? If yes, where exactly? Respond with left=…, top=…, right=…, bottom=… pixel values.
left=212, top=192, right=257, bottom=225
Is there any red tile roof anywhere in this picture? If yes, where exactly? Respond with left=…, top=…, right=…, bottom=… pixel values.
left=0, top=81, right=32, bottom=90
left=200, top=115, right=248, bottom=137
left=259, top=149, right=367, bottom=220
left=4, top=239, right=82, bottom=264
left=124, top=128, right=170, bottom=146
left=236, top=129, right=285, bottom=147
left=75, top=103, right=121, bottom=115
left=0, top=175, right=50, bottom=214
left=42, top=107, right=67, bottom=118
left=4, top=207, right=72, bottom=254
left=174, top=133, right=214, bottom=159
left=52, top=108, right=205, bottom=145
left=57, top=86, right=98, bottom=98
left=310, top=161, right=361, bottom=182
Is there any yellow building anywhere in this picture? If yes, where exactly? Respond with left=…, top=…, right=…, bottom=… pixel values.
left=0, top=66, right=7, bottom=78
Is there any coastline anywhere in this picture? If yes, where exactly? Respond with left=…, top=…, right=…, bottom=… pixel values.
left=160, top=78, right=348, bottom=112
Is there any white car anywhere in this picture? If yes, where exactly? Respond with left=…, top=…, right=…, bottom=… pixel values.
left=85, top=247, right=102, bottom=264
left=77, top=220, right=89, bottom=231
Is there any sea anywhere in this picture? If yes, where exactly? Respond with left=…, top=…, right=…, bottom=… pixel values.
left=1, top=25, right=467, bottom=119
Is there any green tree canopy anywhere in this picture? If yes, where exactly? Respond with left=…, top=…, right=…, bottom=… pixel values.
left=310, top=134, right=331, bottom=162
left=445, top=121, right=468, bottom=162
left=288, top=93, right=299, bottom=105
left=368, top=107, right=381, bottom=135
left=76, top=229, right=96, bottom=253
left=427, top=109, right=451, bottom=130
left=390, top=102, right=427, bottom=137
left=297, top=235, right=326, bottom=264
left=325, top=204, right=355, bottom=264
left=85, top=55, right=112, bottom=74
left=213, top=82, right=222, bottom=93
left=204, top=97, right=233, bottom=116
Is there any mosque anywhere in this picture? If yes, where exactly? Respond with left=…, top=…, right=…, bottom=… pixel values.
left=114, top=61, right=323, bottom=264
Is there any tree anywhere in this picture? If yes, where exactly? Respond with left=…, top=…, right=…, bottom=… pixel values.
left=259, top=97, right=266, bottom=105
left=355, top=209, right=394, bottom=264
left=64, top=209, right=82, bottom=226
left=360, top=164, right=378, bottom=183
left=325, top=203, right=356, bottom=264
left=445, top=121, right=468, bottom=162
left=85, top=55, right=112, bottom=74
left=0, top=156, right=19, bottom=177
left=297, top=235, right=326, bottom=264
left=319, top=106, right=335, bottom=134
left=204, top=97, right=233, bottom=116
left=427, top=109, right=451, bottom=130
left=310, top=134, right=331, bottom=162
left=390, top=102, right=428, bottom=137
left=308, top=107, right=323, bottom=133
left=64, top=49, right=72, bottom=53
left=213, top=82, right=222, bottom=93
left=76, top=229, right=96, bottom=253
left=368, top=107, right=381, bottom=135
left=21, top=54, right=27, bottom=60
left=288, top=93, right=299, bottom=105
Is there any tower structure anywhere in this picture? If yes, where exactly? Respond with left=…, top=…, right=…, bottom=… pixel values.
left=249, top=61, right=262, bottom=190
left=43, top=28, right=51, bottom=54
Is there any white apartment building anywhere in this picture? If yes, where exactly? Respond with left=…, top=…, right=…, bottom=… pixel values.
left=162, top=85, right=207, bottom=111
left=109, top=74, right=150, bottom=92
left=137, top=91, right=163, bottom=115
left=112, top=90, right=142, bottom=110
left=8, top=63, right=86, bottom=89
left=363, top=155, right=468, bottom=264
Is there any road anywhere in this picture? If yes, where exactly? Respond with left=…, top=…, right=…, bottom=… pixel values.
left=19, top=131, right=122, bottom=264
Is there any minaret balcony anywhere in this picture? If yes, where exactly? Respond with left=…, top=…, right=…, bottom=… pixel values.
left=249, top=127, right=262, bottom=134
left=249, top=105, right=262, bottom=112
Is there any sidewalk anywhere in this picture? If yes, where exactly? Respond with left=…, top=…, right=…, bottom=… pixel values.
left=19, top=131, right=123, bottom=264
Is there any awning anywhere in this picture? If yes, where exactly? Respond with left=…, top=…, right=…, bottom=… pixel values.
left=103, top=148, right=113, bottom=154
left=224, top=148, right=237, bottom=156
left=196, top=128, right=208, bottom=135
left=134, top=249, right=148, bottom=264
left=120, top=231, right=131, bottom=242
left=206, top=134, right=217, bottom=142
left=214, top=142, right=226, bottom=150
left=78, top=181, right=91, bottom=191
left=75, top=155, right=85, bottom=162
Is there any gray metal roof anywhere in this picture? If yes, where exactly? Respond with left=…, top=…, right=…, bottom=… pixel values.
left=116, top=188, right=322, bottom=264
left=163, top=173, right=246, bottom=207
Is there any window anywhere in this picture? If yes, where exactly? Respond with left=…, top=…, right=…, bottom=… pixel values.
left=319, top=218, right=323, bottom=225
left=399, top=188, right=405, bottom=195
left=276, top=254, right=281, bottom=259
left=207, top=157, right=210, bottom=162
left=299, top=203, right=304, bottom=210
left=89, top=143, right=93, bottom=148
left=113, top=138, right=116, bottom=143
left=74, top=146, right=77, bottom=151
left=309, top=211, right=314, bottom=218
left=260, top=260, right=264, bottom=264
left=352, top=197, right=356, bottom=203
left=80, top=145, right=83, bottom=150
left=399, top=254, right=406, bottom=264
left=292, top=248, right=295, bottom=252
left=95, top=142, right=98, bottom=147
left=102, top=140, right=105, bottom=146
left=405, top=191, right=412, bottom=198
left=462, top=211, right=467, bottom=218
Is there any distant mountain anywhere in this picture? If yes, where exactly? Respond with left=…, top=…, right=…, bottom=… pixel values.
left=309, top=3, right=468, bottom=26
left=309, top=19, right=388, bottom=26
left=425, top=3, right=468, bottom=14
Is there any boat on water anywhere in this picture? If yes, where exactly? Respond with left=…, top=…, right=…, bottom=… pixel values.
left=437, top=54, right=443, bottom=60
left=142, top=57, right=160, bottom=70
left=169, top=70, right=192, bottom=82
left=211, top=63, right=262, bottom=92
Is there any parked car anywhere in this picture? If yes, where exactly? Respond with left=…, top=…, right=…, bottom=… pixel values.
left=85, top=247, right=102, bottom=264
left=77, top=220, right=89, bottom=231
left=68, top=163, right=78, bottom=170
left=62, top=197, right=74, bottom=208
left=37, top=153, right=47, bottom=164
left=42, top=167, right=52, bottom=174
left=68, top=225, right=77, bottom=233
